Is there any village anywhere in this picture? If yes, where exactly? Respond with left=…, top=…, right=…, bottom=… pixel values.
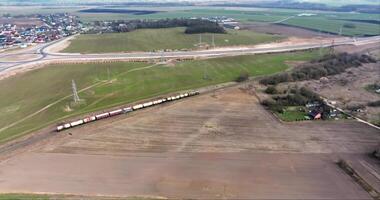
left=0, top=13, right=83, bottom=50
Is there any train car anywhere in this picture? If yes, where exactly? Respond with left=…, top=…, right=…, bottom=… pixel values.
left=95, top=112, right=110, bottom=120
left=109, top=109, right=123, bottom=116
left=167, top=97, right=172, bottom=101
left=133, top=104, right=143, bottom=110
left=63, top=123, right=71, bottom=129
left=184, top=93, right=189, bottom=97
left=57, top=125, right=64, bottom=132
left=123, top=107, right=133, bottom=113
left=143, top=102, right=153, bottom=108
left=70, top=119, right=84, bottom=127
left=162, top=98, right=167, bottom=103
left=83, top=116, right=96, bottom=123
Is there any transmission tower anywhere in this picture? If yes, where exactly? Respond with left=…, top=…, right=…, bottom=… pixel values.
left=339, top=25, right=343, bottom=36
left=211, top=34, right=215, bottom=48
left=330, top=39, right=335, bottom=55
left=71, top=79, right=80, bottom=103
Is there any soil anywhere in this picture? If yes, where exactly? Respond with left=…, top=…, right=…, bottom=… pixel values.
left=0, top=85, right=379, bottom=199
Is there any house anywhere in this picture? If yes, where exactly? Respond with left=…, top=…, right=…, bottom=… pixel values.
left=309, top=110, right=322, bottom=120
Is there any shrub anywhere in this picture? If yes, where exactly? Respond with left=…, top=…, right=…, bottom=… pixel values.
left=368, top=100, right=380, bottom=107
left=235, top=72, right=249, bottom=82
left=260, top=53, right=376, bottom=85
left=343, top=23, right=356, bottom=29
left=265, top=86, right=278, bottom=94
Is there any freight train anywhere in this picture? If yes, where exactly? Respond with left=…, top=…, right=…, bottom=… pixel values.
left=56, top=91, right=200, bottom=132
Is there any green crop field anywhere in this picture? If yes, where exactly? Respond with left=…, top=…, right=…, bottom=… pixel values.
left=0, top=50, right=322, bottom=143
left=63, top=27, right=283, bottom=53
left=0, top=193, right=159, bottom=200
left=282, top=16, right=380, bottom=36
left=1, top=5, right=378, bottom=36
left=0, top=193, right=50, bottom=200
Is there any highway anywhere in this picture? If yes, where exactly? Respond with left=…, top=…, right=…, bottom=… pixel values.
left=1, top=35, right=380, bottom=77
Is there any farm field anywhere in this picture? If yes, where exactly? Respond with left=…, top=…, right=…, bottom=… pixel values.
left=1, top=5, right=379, bottom=36
left=76, top=8, right=380, bottom=36
left=282, top=16, right=380, bottom=36
left=62, top=28, right=282, bottom=53
left=0, top=50, right=322, bottom=144
left=0, top=86, right=378, bottom=199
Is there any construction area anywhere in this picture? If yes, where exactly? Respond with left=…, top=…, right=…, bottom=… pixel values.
left=0, top=85, right=379, bottom=199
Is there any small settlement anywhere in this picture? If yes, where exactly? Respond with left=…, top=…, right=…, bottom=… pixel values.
left=0, top=13, right=83, bottom=49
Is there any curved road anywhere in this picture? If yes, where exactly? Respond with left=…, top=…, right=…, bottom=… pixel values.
left=1, top=35, right=380, bottom=76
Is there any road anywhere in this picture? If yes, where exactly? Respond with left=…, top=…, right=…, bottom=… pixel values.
left=1, top=35, right=380, bottom=78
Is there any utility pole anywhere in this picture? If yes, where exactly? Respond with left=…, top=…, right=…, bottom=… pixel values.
left=319, top=42, right=323, bottom=56
left=212, top=34, right=215, bottom=48
left=107, top=67, right=110, bottom=81
left=199, top=34, right=202, bottom=44
left=330, top=39, right=335, bottom=55
left=71, top=79, right=80, bottom=103
left=203, top=66, right=208, bottom=80
left=339, top=25, right=343, bottom=36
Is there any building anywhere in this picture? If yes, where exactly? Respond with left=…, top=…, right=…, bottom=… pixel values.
left=309, top=110, right=322, bottom=120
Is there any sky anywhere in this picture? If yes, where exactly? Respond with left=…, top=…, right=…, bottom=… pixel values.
left=0, top=0, right=379, bottom=6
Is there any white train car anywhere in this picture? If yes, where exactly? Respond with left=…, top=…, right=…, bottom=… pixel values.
left=123, top=107, right=133, bottom=113
left=109, top=109, right=123, bottom=116
left=133, top=104, right=143, bottom=110
left=70, top=119, right=84, bottom=127
left=63, top=123, right=71, bottom=129
left=96, top=112, right=110, bottom=120
left=57, top=125, right=64, bottom=132
left=83, top=116, right=96, bottom=123
left=143, top=102, right=153, bottom=108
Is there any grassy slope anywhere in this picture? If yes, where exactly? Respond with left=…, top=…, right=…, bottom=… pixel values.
left=0, top=50, right=322, bottom=143
left=62, top=28, right=282, bottom=53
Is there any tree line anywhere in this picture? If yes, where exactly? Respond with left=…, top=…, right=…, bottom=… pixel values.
left=260, top=53, right=377, bottom=85
left=90, top=18, right=226, bottom=34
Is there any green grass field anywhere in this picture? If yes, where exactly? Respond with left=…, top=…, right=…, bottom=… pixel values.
left=0, top=193, right=49, bottom=200
left=0, top=193, right=159, bottom=200
left=63, top=28, right=282, bottom=53
left=2, top=6, right=378, bottom=37
left=277, top=106, right=307, bottom=122
left=0, top=50, right=322, bottom=144
left=282, top=16, right=380, bottom=36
